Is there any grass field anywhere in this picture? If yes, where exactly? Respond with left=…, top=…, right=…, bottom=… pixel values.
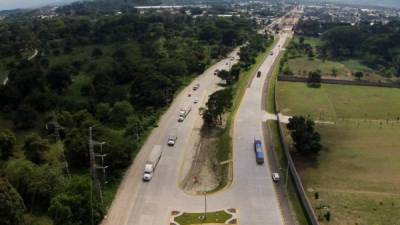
left=287, top=57, right=350, bottom=77
left=277, top=82, right=400, bottom=121
left=285, top=36, right=385, bottom=81
left=277, top=82, right=400, bottom=224
left=174, top=210, right=232, bottom=225
left=299, top=123, right=400, bottom=224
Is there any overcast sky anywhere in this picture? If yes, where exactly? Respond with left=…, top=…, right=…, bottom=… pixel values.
left=1, top=0, right=399, bottom=11
left=0, top=0, right=77, bottom=11
left=329, top=0, right=400, bottom=8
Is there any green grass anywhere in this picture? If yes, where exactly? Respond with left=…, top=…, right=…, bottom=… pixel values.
left=64, top=74, right=91, bottom=103
left=299, top=124, right=400, bottom=224
left=293, top=36, right=321, bottom=49
left=287, top=57, right=349, bottom=77
left=277, top=82, right=400, bottom=120
left=267, top=120, right=310, bottom=225
left=174, top=210, right=232, bottom=225
left=276, top=81, right=400, bottom=224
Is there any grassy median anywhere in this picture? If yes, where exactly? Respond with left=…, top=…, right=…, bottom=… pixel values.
left=174, top=210, right=232, bottom=225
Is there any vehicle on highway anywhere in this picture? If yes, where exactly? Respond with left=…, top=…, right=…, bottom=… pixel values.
left=193, top=97, right=199, bottom=104
left=254, top=139, right=265, bottom=164
left=167, top=129, right=178, bottom=146
left=192, top=83, right=200, bottom=90
left=257, top=71, right=261, bottom=78
left=214, top=69, right=219, bottom=75
left=143, top=145, right=163, bottom=181
left=178, top=103, right=192, bottom=122
left=272, top=173, right=280, bottom=182
left=270, top=51, right=274, bottom=56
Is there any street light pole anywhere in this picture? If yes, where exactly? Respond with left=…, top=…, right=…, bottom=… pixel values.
left=204, top=191, right=207, bottom=221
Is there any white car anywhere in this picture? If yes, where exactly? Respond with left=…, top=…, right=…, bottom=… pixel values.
left=272, top=172, right=280, bottom=182
left=193, top=98, right=199, bottom=104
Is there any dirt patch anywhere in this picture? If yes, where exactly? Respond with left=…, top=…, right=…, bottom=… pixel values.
left=181, top=127, right=223, bottom=194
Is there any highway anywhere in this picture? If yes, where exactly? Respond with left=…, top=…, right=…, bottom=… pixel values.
left=102, top=27, right=292, bottom=225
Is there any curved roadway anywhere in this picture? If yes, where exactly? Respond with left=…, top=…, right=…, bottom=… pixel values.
left=102, top=32, right=290, bottom=225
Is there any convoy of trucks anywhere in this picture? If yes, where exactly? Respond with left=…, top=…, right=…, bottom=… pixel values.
left=143, top=145, right=163, bottom=181
left=254, top=139, right=265, bottom=164
left=178, top=103, right=192, bottom=122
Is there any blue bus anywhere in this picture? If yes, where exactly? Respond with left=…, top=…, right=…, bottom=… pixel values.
left=254, top=139, right=265, bottom=164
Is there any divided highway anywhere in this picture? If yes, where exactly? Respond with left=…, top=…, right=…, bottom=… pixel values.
left=102, top=31, right=292, bottom=225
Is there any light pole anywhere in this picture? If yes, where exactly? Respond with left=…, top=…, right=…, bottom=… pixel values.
left=203, top=191, right=207, bottom=221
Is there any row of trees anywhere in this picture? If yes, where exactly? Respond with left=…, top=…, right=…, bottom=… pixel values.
left=203, top=34, right=272, bottom=127
left=296, top=19, right=400, bottom=77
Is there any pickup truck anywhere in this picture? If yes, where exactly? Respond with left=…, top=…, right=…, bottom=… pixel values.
left=167, top=129, right=178, bottom=146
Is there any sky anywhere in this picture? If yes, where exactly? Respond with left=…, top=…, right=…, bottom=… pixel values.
left=0, top=0, right=400, bottom=11
left=0, top=0, right=78, bottom=11
left=328, top=0, right=400, bottom=8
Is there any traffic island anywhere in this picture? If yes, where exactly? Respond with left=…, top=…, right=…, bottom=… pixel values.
left=170, top=209, right=238, bottom=225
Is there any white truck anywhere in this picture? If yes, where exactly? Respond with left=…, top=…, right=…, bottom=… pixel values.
left=178, top=103, right=192, bottom=122
left=143, top=145, right=163, bottom=181
left=167, top=128, right=178, bottom=146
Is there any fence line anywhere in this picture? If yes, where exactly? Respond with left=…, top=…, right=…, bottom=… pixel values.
left=273, top=76, right=320, bottom=225
left=278, top=75, right=400, bottom=89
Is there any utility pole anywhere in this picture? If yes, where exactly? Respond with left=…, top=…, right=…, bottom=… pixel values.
left=89, top=126, right=108, bottom=204
left=47, top=118, right=70, bottom=178
left=203, top=191, right=207, bottom=221
left=89, top=126, right=108, bottom=225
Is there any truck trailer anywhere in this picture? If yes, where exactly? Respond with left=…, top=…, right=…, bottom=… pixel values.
left=254, top=139, right=265, bottom=165
left=143, top=145, right=163, bottom=181
left=178, top=103, right=192, bottom=122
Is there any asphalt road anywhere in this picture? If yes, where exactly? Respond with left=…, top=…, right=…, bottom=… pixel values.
left=101, top=32, right=291, bottom=225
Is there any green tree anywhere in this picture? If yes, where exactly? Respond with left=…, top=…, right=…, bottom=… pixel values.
left=91, top=48, right=103, bottom=58
left=64, top=128, right=89, bottom=170
left=13, top=104, right=38, bottom=129
left=48, top=176, right=104, bottom=225
left=3, top=159, right=36, bottom=205
left=354, top=71, right=364, bottom=80
left=203, top=88, right=233, bottom=126
left=95, top=103, right=111, bottom=122
left=0, top=178, right=26, bottom=225
left=109, top=101, right=134, bottom=126
left=283, top=66, right=294, bottom=75
left=0, top=129, right=16, bottom=160
left=23, top=134, right=50, bottom=165
left=331, top=68, right=338, bottom=77
left=287, top=116, right=322, bottom=155
left=46, top=65, right=72, bottom=92
left=307, top=70, right=322, bottom=87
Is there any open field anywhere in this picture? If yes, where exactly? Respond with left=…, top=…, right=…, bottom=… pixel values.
left=286, top=36, right=385, bottom=81
left=287, top=57, right=350, bottom=78
left=277, top=82, right=400, bottom=224
left=277, top=82, right=400, bottom=120
left=298, top=123, right=400, bottom=224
